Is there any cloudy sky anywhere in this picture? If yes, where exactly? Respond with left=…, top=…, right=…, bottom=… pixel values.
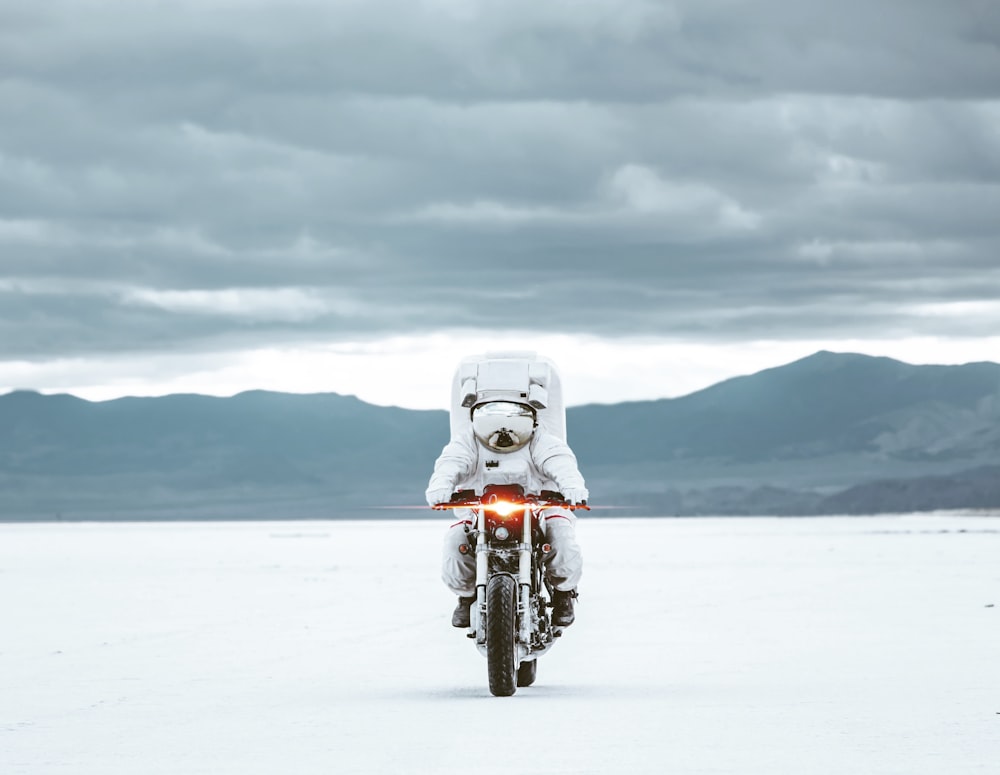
left=2, top=0, right=999, bottom=408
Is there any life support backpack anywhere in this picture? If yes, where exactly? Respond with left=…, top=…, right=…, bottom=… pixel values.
left=449, top=351, right=567, bottom=443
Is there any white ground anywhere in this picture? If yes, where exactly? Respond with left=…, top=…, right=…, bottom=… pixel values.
left=2, top=514, right=998, bottom=774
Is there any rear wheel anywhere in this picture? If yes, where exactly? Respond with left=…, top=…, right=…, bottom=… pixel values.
left=516, top=658, right=537, bottom=687
left=486, top=574, right=518, bottom=697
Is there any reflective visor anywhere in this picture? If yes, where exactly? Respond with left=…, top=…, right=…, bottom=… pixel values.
left=471, top=402, right=535, bottom=453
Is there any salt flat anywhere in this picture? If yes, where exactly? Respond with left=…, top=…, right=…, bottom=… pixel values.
left=2, top=514, right=998, bottom=774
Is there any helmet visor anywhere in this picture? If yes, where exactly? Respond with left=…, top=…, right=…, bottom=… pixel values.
left=472, top=402, right=535, bottom=453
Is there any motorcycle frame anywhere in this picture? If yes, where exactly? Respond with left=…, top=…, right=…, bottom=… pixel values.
left=436, top=489, right=586, bottom=672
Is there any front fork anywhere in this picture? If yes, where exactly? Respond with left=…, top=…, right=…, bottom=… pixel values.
left=475, top=507, right=488, bottom=644
left=473, top=507, right=535, bottom=653
left=518, top=510, right=533, bottom=648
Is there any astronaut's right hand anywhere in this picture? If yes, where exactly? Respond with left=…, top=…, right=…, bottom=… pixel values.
left=426, top=487, right=454, bottom=507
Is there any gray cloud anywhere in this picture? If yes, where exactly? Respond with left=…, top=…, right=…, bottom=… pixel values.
left=2, top=0, right=999, bottom=364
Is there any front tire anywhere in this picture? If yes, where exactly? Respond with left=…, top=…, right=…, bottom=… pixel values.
left=486, top=574, right=518, bottom=697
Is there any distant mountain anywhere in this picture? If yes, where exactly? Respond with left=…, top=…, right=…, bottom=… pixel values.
left=572, top=350, right=1000, bottom=464
left=570, top=350, right=1000, bottom=512
left=2, top=352, right=999, bottom=520
left=816, top=464, right=1000, bottom=515
left=0, top=390, right=449, bottom=519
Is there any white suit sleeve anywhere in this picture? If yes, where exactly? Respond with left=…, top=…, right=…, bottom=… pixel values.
left=531, top=432, right=587, bottom=495
left=425, top=434, right=478, bottom=505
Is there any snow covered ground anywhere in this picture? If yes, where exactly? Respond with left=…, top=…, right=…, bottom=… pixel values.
left=2, top=514, right=998, bottom=774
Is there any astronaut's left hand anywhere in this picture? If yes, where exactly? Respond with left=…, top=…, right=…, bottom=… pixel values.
left=562, top=487, right=589, bottom=507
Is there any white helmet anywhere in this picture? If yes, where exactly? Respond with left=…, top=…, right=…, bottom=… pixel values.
left=471, top=401, right=536, bottom=453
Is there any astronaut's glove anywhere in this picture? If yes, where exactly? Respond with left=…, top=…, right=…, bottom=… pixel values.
left=426, top=487, right=454, bottom=508
left=561, top=487, right=590, bottom=507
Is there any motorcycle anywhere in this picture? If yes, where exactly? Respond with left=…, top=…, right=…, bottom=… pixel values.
left=433, top=483, right=589, bottom=696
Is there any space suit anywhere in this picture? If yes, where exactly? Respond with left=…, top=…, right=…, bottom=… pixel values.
left=425, top=353, right=588, bottom=628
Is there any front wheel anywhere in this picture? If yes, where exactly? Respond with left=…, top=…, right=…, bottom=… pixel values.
left=486, top=574, right=518, bottom=697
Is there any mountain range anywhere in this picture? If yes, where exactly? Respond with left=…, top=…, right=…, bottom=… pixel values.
left=2, top=351, right=999, bottom=520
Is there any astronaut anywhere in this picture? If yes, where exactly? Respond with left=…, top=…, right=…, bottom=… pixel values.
left=425, top=354, right=588, bottom=629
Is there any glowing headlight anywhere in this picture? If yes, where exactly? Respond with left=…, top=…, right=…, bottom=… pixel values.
left=494, top=526, right=510, bottom=541
left=490, top=500, right=520, bottom=517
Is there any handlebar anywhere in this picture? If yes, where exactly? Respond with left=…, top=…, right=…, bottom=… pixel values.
left=432, top=488, right=590, bottom=511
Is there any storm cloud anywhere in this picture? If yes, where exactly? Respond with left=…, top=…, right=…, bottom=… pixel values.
left=2, top=0, right=1000, bottom=365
